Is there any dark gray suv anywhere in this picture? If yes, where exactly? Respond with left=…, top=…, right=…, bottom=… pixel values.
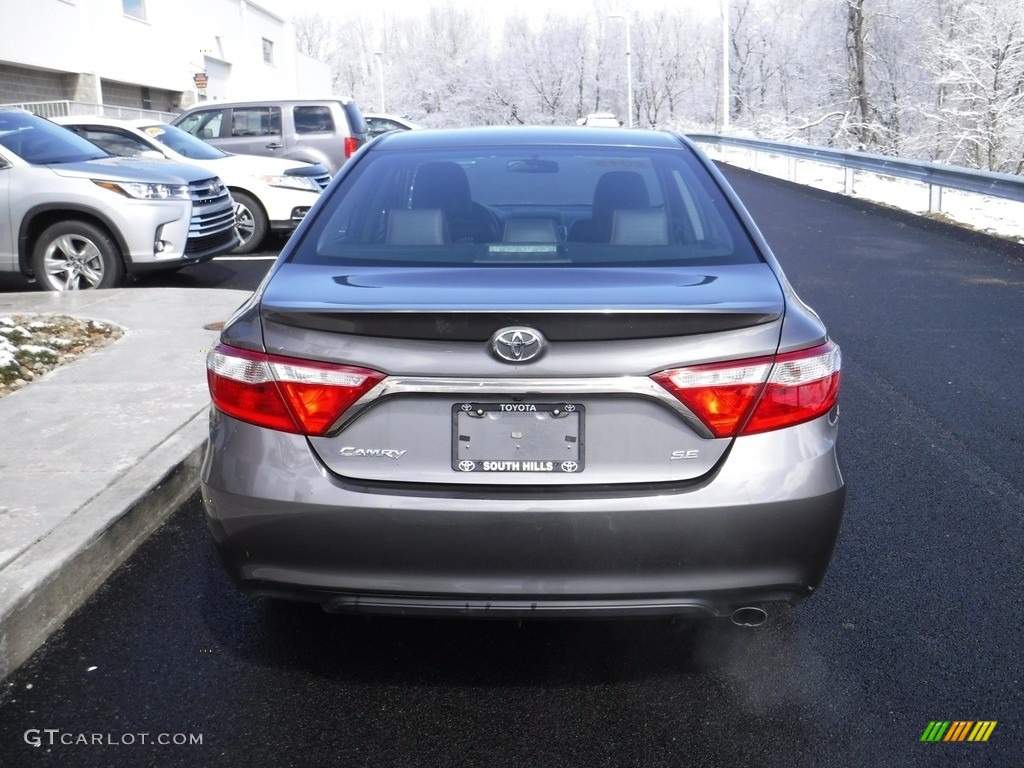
left=172, top=99, right=369, bottom=175
left=203, top=127, right=845, bottom=628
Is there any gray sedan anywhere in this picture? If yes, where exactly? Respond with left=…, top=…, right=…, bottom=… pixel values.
left=202, top=126, right=845, bottom=627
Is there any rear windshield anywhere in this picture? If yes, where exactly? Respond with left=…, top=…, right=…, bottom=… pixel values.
left=294, top=145, right=761, bottom=268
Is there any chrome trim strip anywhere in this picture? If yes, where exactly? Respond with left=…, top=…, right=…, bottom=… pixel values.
left=333, top=375, right=713, bottom=438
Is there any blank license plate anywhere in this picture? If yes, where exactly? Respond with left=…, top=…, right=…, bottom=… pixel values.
left=451, top=402, right=584, bottom=473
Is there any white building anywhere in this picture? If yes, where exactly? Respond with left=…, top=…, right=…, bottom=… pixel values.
left=0, top=0, right=331, bottom=117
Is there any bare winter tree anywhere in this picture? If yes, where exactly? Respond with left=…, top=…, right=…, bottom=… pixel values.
left=632, top=9, right=716, bottom=128
left=293, top=12, right=381, bottom=104
left=926, top=0, right=1024, bottom=171
left=292, top=14, right=339, bottom=64
left=390, top=3, right=487, bottom=123
left=715, top=0, right=770, bottom=130
left=844, top=0, right=877, bottom=148
left=286, top=0, right=1024, bottom=175
left=504, top=13, right=584, bottom=123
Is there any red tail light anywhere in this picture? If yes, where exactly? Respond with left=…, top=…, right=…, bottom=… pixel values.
left=652, top=341, right=841, bottom=437
left=207, top=344, right=385, bottom=435
left=343, top=136, right=359, bottom=158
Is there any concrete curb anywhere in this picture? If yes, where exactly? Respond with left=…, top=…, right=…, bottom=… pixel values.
left=0, top=410, right=208, bottom=681
left=0, top=286, right=249, bottom=683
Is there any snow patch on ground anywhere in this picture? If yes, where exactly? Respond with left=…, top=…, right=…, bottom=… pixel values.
left=0, top=315, right=124, bottom=398
left=702, top=145, right=1024, bottom=243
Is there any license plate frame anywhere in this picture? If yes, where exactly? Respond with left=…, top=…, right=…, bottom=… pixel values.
left=451, top=402, right=585, bottom=474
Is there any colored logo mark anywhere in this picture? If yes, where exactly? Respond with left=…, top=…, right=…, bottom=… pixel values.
left=920, top=721, right=997, bottom=742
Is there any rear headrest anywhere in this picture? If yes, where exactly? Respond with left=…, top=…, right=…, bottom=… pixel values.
left=386, top=209, right=447, bottom=245
left=410, top=162, right=472, bottom=214
left=593, top=171, right=650, bottom=218
left=610, top=209, right=669, bottom=245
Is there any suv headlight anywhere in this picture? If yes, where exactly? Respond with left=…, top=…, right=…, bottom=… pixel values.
left=257, top=174, right=322, bottom=193
left=93, top=180, right=191, bottom=200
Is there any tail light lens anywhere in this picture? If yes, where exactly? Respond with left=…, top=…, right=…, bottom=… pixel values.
left=343, top=136, right=359, bottom=158
left=652, top=341, right=841, bottom=437
left=207, top=344, right=385, bottom=435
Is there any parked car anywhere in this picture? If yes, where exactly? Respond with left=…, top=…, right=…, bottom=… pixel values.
left=171, top=99, right=369, bottom=175
left=362, top=113, right=423, bottom=139
left=202, top=126, right=845, bottom=627
left=55, top=116, right=331, bottom=254
left=0, top=108, right=237, bottom=290
left=576, top=112, right=622, bottom=127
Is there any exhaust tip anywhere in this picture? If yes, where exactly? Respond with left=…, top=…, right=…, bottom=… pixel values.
left=731, top=607, right=768, bottom=627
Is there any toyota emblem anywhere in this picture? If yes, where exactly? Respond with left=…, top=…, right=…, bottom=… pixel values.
left=490, top=326, right=547, bottom=363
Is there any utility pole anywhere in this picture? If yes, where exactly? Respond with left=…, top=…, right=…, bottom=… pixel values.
left=722, top=0, right=730, bottom=133
left=374, top=51, right=385, bottom=113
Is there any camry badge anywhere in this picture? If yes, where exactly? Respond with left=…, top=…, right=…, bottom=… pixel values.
left=491, top=327, right=547, bottom=363
left=339, top=447, right=407, bottom=459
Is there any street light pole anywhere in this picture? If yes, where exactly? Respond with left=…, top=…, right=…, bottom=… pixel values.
left=373, top=51, right=385, bottom=113
left=608, top=14, right=633, bottom=128
left=721, top=0, right=730, bottom=133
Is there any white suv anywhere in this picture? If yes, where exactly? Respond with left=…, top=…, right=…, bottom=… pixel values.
left=56, top=117, right=331, bottom=254
left=0, top=109, right=238, bottom=290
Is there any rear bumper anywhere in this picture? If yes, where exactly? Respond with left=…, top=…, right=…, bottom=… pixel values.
left=201, top=412, right=845, bottom=618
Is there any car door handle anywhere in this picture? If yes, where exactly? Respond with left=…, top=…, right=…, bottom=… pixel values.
left=266, top=142, right=284, bottom=149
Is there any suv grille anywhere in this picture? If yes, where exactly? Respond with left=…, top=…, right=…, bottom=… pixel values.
left=187, top=177, right=237, bottom=256
left=185, top=227, right=237, bottom=256
left=189, top=177, right=230, bottom=205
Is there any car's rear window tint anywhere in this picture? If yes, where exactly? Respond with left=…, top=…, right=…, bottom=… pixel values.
left=295, top=145, right=761, bottom=267
left=294, top=106, right=335, bottom=134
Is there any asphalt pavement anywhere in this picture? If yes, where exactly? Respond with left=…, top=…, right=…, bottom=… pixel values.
left=0, top=287, right=251, bottom=681
left=0, top=171, right=1021, bottom=767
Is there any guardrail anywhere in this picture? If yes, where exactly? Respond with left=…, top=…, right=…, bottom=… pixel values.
left=687, top=133, right=1024, bottom=213
left=1, top=100, right=174, bottom=123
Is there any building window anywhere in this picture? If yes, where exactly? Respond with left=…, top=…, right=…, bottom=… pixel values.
left=122, top=0, right=146, bottom=20
left=262, top=38, right=274, bottom=65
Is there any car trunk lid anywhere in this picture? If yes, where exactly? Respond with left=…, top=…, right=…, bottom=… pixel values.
left=254, top=262, right=785, bottom=486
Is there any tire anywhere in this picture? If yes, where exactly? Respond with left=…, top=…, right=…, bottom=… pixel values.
left=230, top=190, right=268, bottom=254
left=31, top=220, right=125, bottom=291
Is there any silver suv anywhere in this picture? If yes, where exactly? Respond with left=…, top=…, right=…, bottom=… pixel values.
left=0, top=109, right=239, bottom=290
left=171, top=99, right=370, bottom=175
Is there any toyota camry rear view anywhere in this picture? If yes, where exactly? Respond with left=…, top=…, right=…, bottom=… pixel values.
left=202, top=126, right=845, bottom=625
